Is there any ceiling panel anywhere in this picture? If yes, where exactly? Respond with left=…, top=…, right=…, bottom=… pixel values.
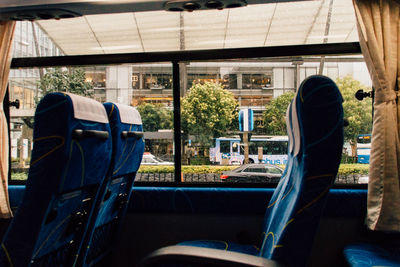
left=32, top=0, right=357, bottom=56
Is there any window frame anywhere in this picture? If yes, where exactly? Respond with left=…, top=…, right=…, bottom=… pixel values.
left=9, top=42, right=366, bottom=189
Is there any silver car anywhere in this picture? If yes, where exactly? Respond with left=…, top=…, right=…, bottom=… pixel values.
left=220, top=163, right=283, bottom=183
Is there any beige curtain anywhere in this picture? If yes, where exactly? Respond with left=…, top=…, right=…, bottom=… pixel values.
left=353, top=0, right=400, bottom=231
left=0, top=21, right=15, bottom=219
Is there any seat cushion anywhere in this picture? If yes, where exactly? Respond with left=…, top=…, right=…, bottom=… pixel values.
left=179, top=240, right=260, bottom=256
left=344, top=243, right=400, bottom=267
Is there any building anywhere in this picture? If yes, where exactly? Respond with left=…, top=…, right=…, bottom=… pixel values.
left=8, top=21, right=371, bottom=160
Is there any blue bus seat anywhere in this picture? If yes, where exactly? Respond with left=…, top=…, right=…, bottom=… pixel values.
left=344, top=240, right=400, bottom=266
left=0, top=93, right=112, bottom=267
left=140, top=75, right=344, bottom=267
left=78, top=102, right=144, bottom=266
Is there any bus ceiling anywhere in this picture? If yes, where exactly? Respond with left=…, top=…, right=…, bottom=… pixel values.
left=0, top=0, right=313, bottom=20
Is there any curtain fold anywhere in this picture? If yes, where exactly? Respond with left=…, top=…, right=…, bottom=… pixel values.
left=353, top=0, right=400, bottom=231
left=0, top=21, right=15, bottom=219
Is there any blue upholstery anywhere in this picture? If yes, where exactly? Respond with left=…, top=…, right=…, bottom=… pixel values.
left=0, top=93, right=112, bottom=267
left=180, top=75, right=344, bottom=266
left=344, top=243, right=400, bottom=267
left=79, top=102, right=144, bottom=266
left=260, top=75, right=343, bottom=265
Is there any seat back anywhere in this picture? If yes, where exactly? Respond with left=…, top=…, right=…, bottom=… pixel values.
left=0, top=93, right=112, bottom=267
left=260, top=75, right=344, bottom=266
left=79, top=102, right=144, bottom=266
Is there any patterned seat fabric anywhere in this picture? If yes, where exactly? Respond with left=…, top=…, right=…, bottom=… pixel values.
left=78, top=102, right=144, bottom=266
left=344, top=243, right=400, bottom=267
left=0, top=93, right=112, bottom=267
left=179, top=75, right=344, bottom=267
left=260, top=75, right=343, bottom=266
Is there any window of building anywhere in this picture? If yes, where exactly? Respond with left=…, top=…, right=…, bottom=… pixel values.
left=242, top=74, right=272, bottom=89
left=144, top=74, right=172, bottom=89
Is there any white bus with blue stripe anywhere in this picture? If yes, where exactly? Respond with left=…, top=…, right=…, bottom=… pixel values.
left=211, top=136, right=288, bottom=165
left=357, top=134, right=371, bottom=164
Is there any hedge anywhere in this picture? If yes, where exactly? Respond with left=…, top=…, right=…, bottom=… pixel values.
left=10, top=164, right=370, bottom=181
left=137, top=164, right=369, bottom=175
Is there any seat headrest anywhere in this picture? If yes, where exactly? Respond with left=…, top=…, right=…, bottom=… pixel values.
left=113, top=103, right=142, bottom=125
left=65, top=92, right=108, bottom=123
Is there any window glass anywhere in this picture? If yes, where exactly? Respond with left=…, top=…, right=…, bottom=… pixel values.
left=9, top=63, right=175, bottom=183
left=8, top=5, right=370, bottom=186
left=243, top=167, right=266, bottom=173
left=266, top=167, right=283, bottom=174
left=144, top=73, right=172, bottom=89
left=219, top=141, right=230, bottom=154
left=242, top=74, right=272, bottom=89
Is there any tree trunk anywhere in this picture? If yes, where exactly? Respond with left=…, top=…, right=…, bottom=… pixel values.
left=350, top=140, right=357, bottom=163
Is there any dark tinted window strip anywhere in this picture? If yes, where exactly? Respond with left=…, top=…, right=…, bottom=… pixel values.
left=11, top=42, right=361, bottom=69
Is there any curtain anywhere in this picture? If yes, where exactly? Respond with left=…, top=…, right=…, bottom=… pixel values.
left=0, top=21, right=15, bottom=219
left=353, top=0, right=400, bottom=231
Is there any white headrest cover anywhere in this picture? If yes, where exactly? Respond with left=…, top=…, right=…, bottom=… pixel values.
left=114, top=103, right=142, bottom=125
left=65, top=93, right=108, bottom=123
left=291, top=94, right=301, bottom=157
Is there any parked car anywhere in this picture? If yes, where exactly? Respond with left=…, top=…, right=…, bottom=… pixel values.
left=220, top=163, right=284, bottom=183
left=141, top=153, right=174, bottom=165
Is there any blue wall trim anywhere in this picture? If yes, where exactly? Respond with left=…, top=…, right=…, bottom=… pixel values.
left=9, top=186, right=367, bottom=218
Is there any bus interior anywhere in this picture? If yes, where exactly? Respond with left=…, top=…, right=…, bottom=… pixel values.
left=0, top=0, right=399, bottom=266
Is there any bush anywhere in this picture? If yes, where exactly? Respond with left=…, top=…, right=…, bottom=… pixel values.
left=338, top=164, right=369, bottom=175
left=11, top=172, right=28, bottom=180
left=10, top=164, right=370, bottom=181
left=138, top=164, right=369, bottom=175
left=189, top=157, right=211, bottom=165
left=138, top=165, right=236, bottom=174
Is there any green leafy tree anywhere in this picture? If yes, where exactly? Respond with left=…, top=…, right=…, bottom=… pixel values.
left=181, top=82, right=238, bottom=147
left=136, top=103, right=173, bottom=132
left=38, top=67, right=93, bottom=96
left=263, top=91, right=295, bottom=135
left=23, top=67, right=94, bottom=129
left=336, top=76, right=372, bottom=157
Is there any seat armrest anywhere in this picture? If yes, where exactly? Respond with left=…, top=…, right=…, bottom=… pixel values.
left=138, top=245, right=284, bottom=267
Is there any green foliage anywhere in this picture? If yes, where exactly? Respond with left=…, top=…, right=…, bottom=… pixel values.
left=20, top=68, right=95, bottom=129
left=338, top=164, right=370, bottom=175
left=10, top=164, right=370, bottom=181
left=38, top=67, right=93, bottom=97
left=137, top=164, right=369, bottom=175
left=136, top=103, right=173, bottom=132
left=336, top=76, right=372, bottom=155
left=181, top=82, right=238, bottom=146
left=263, top=92, right=295, bottom=135
left=11, top=172, right=28, bottom=180
left=189, top=157, right=211, bottom=165
left=138, top=165, right=237, bottom=174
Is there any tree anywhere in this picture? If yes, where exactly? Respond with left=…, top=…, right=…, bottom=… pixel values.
left=38, top=67, right=93, bottom=96
left=23, top=67, right=94, bottom=129
left=336, top=76, right=372, bottom=157
left=181, top=82, right=238, bottom=147
left=136, top=103, right=173, bottom=132
left=263, top=92, right=295, bottom=135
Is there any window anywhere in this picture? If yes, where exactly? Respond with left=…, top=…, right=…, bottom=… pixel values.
left=7, top=0, right=371, bottom=186
left=242, top=74, right=272, bottom=89
left=219, top=141, right=230, bottom=154
left=145, top=74, right=172, bottom=89
left=266, top=167, right=283, bottom=174
left=243, top=167, right=266, bottom=173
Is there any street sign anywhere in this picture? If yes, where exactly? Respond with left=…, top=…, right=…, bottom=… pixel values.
left=239, top=108, right=254, bottom=132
